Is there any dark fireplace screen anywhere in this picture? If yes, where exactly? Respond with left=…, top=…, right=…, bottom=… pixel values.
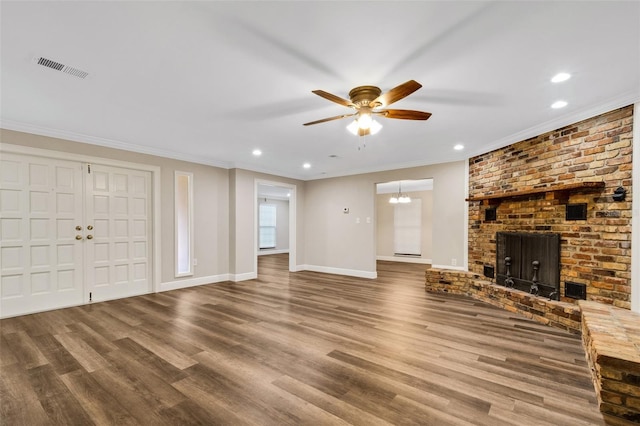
left=496, top=232, right=560, bottom=300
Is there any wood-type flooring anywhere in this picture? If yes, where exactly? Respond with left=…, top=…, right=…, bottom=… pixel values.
left=0, top=254, right=615, bottom=425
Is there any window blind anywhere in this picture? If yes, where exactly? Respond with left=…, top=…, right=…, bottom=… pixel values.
left=394, top=198, right=422, bottom=256
left=259, top=203, right=277, bottom=249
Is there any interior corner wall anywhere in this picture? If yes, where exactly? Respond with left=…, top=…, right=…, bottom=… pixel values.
left=303, top=160, right=466, bottom=276
left=0, top=129, right=230, bottom=286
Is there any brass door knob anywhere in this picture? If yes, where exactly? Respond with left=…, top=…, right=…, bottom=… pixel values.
left=75, top=235, right=83, bottom=240
left=75, top=225, right=82, bottom=231
left=87, top=225, right=94, bottom=230
left=86, top=235, right=93, bottom=240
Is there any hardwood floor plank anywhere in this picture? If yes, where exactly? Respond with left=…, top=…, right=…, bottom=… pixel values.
left=272, top=374, right=395, bottom=426
left=58, top=369, right=139, bottom=425
left=27, top=364, right=94, bottom=425
left=2, top=331, right=49, bottom=370
left=127, top=329, right=199, bottom=370
left=32, top=333, right=83, bottom=375
left=0, top=364, right=50, bottom=425
left=52, top=332, right=110, bottom=373
left=111, top=337, right=188, bottom=383
left=101, top=348, right=188, bottom=407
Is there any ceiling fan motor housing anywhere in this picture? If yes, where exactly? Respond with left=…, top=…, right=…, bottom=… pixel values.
left=348, top=86, right=382, bottom=107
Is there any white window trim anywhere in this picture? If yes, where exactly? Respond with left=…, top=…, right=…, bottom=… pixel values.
left=175, top=171, right=194, bottom=277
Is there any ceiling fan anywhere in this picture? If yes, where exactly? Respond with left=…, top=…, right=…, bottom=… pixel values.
left=303, top=80, right=432, bottom=136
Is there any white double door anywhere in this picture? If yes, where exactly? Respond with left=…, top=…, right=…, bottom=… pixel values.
left=1, top=153, right=152, bottom=318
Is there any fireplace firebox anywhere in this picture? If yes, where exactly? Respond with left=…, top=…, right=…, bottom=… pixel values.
left=496, top=232, right=560, bottom=300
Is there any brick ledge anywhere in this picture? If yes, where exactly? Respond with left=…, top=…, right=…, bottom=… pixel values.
left=580, top=300, right=640, bottom=423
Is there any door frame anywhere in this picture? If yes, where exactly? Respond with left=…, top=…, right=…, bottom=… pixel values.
left=0, top=143, right=161, bottom=296
left=253, top=179, right=297, bottom=274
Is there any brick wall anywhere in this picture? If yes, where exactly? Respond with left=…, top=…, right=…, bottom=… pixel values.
left=468, top=105, right=634, bottom=309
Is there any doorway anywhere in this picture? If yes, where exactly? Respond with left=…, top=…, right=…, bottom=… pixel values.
left=254, top=180, right=296, bottom=275
left=375, top=179, right=433, bottom=265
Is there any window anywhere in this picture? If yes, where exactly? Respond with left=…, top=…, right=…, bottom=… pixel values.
left=259, top=203, right=277, bottom=249
left=175, top=171, right=193, bottom=277
left=394, top=198, right=422, bottom=256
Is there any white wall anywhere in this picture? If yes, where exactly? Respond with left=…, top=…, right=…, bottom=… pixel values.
left=376, top=190, right=433, bottom=262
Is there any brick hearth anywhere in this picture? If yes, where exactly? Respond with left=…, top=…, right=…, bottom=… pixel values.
left=425, top=268, right=581, bottom=332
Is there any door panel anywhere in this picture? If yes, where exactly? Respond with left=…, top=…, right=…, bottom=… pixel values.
left=85, top=164, right=151, bottom=302
left=0, top=154, right=84, bottom=317
left=1, top=152, right=154, bottom=318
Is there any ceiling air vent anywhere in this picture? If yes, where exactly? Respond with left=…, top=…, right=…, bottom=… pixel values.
left=35, top=57, right=89, bottom=79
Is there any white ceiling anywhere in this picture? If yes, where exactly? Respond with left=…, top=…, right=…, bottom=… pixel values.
left=1, top=1, right=638, bottom=181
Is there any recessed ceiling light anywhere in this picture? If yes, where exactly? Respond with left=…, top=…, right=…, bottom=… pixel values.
left=252, top=149, right=262, bottom=156
left=551, top=100, right=568, bottom=109
left=551, top=72, right=571, bottom=83
left=454, top=144, right=464, bottom=151
left=303, top=163, right=311, bottom=169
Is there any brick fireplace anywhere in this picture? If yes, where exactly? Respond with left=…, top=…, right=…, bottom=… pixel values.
left=469, top=105, right=633, bottom=309
left=425, top=104, right=638, bottom=422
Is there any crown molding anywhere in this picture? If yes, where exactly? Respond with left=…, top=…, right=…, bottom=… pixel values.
left=0, top=119, right=234, bottom=170
left=473, top=91, right=640, bottom=159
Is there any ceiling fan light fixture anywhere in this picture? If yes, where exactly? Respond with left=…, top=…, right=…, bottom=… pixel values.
left=358, top=113, right=372, bottom=129
left=347, top=117, right=382, bottom=136
left=369, top=120, right=382, bottom=135
left=346, top=120, right=359, bottom=135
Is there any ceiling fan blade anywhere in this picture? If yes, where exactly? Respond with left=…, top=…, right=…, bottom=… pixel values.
left=378, top=109, right=432, bottom=120
left=312, top=90, right=356, bottom=108
left=303, top=113, right=355, bottom=126
left=370, top=80, right=422, bottom=107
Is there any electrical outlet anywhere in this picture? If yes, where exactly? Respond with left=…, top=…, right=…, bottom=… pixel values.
left=366, top=217, right=371, bottom=223
left=451, top=258, right=457, bottom=266
left=356, top=217, right=361, bottom=224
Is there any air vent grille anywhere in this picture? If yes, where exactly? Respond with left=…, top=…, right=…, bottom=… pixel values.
left=35, top=57, right=89, bottom=79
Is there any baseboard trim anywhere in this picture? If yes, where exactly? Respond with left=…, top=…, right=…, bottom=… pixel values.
left=377, top=255, right=432, bottom=264
left=298, top=264, right=377, bottom=279
left=159, top=274, right=230, bottom=292
left=231, top=272, right=258, bottom=282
